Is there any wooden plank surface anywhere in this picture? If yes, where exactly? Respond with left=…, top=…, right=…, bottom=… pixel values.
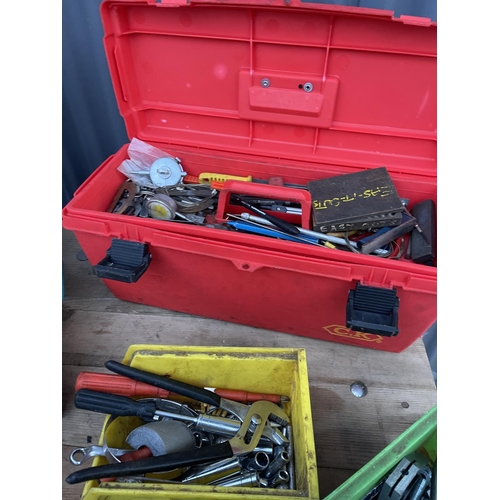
left=62, top=228, right=436, bottom=500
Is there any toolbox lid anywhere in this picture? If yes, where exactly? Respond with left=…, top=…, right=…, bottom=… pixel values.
left=101, top=0, right=436, bottom=177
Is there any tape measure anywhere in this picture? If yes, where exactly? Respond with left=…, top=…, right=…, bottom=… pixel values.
left=150, top=157, right=186, bottom=187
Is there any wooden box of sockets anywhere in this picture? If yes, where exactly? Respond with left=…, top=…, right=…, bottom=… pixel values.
left=62, top=0, right=437, bottom=353
left=66, top=345, right=319, bottom=500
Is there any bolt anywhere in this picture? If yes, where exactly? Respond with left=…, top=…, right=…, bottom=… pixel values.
left=303, top=82, right=313, bottom=92
left=350, top=381, right=368, bottom=398
left=261, top=78, right=270, bottom=88
left=251, top=414, right=262, bottom=425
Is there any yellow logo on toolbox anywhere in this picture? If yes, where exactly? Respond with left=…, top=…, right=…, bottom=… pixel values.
left=323, top=324, right=384, bottom=343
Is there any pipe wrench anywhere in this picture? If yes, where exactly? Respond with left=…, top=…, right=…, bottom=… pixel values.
left=66, top=400, right=289, bottom=484
left=102, top=360, right=288, bottom=446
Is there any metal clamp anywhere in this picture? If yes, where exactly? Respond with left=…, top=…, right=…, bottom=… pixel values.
left=379, top=453, right=431, bottom=500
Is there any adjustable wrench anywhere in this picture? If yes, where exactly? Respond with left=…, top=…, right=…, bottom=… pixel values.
left=103, top=360, right=288, bottom=445
left=66, top=400, right=289, bottom=484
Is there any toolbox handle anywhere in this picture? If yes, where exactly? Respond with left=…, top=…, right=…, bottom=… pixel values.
left=238, top=70, right=340, bottom=129
left=215, top=180, right=312, bottom=229
left=93, top=239, right=152, bottom=283
left=346, top=283, right=400, bottom=337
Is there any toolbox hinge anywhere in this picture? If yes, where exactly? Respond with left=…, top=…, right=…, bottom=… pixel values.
left=148, top=0, right=190, bottom=6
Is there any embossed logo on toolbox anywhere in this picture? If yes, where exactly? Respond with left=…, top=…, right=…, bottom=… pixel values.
left=323, top=324, right=384, bottom=344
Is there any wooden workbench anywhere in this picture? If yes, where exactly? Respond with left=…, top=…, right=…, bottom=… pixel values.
left=62, top=228, right=437, bottom=500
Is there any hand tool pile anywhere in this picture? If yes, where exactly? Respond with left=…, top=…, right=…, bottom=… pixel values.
left=66, top=360, right=296, bottom=490
left=106, top=138, right=436, bottom=265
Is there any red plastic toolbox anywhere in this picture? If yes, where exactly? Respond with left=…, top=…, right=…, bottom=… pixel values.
left=62, top=0, right=437, bottom=353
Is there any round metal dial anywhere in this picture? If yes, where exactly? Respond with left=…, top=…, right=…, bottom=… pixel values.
left=150, top=157, right=186, bottom=187
left=146, top=194, right=178, bottom=220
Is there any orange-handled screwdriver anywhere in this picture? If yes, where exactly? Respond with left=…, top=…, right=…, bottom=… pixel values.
left=205, top=388, right=288, bottom=405
left=75, top=372, right=171, bottom=399
left=75, top=372, right=289, bottom=404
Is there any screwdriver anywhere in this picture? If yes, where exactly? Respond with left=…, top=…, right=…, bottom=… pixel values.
left=74, top=390, right=287, bottom=445
left=240, top=213, right=390, bottom=256
left=234, top=196, right=301, bottom=236
left=75, top=372, right=289, bottom=404
left=75, top=389, right=247, bottom=438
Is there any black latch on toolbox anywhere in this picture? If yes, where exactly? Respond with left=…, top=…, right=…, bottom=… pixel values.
left=93, top=239, right=152, bottom=283
left=346, top=283, right=399, bottom=337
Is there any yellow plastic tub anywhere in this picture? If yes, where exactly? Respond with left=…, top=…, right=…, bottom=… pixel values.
left=79, top=345, right=320, bottom=500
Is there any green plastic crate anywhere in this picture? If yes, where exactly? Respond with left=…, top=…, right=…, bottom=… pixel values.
left=323, top=405, right=437, bottom=500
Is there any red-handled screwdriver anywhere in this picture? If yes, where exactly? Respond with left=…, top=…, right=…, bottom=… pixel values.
left=204, top=388, right=288, bottom=405
left=75, top=372, right=171, bottom=399
left=75, top=372, right=289, bottom=404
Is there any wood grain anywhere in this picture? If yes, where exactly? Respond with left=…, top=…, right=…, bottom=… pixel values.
left=62, top=229, right=436, bottom=499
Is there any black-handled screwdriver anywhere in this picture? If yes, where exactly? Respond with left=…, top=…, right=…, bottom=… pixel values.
left=74, top=389, right=248, bottom=437
left=234, top=197, right=300, bottom=236
left=74, top=389, right=159, bottom=421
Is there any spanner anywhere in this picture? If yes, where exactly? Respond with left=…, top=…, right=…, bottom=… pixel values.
left=69, top=445, right=131, bottom=466
left=66, top=400, right=289, bottom=484
left=103, top=360, right=288, bottom=445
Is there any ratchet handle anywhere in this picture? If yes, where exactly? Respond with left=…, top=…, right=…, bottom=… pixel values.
left=66, top=441, right=234, bottom=484
left=74, top=389, right=157, bottom=421
left=105, top=360, right=222, bottom=408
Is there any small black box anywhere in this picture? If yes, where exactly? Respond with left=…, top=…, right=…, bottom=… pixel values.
left=307, top=167, right=404, bottom=233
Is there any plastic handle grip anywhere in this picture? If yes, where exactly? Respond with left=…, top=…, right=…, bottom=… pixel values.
left=65, top=441, right=234, bottom=484
left=214, top=389, right=281, bottom=405
left=99, top=447, right=154, bottom=483
left=75, top=372, right=171, bottom=398
left=199, top=173, right=252, bottom=183
left=74, top=389, right=157, bottom=421
left=104, top=360, right=222, bottom=408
